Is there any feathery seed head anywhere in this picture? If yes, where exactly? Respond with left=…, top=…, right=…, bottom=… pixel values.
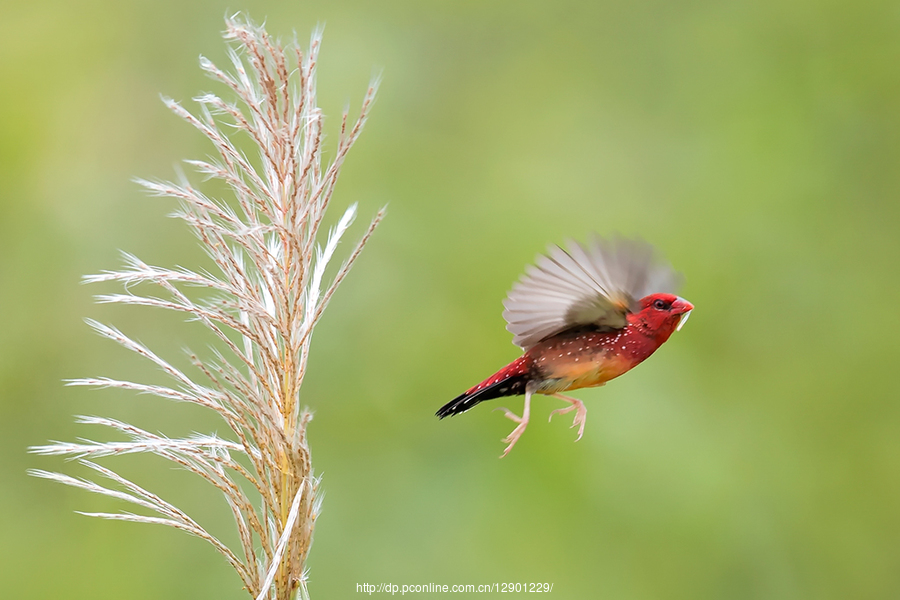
left=31, top=14, right=382, bottom=600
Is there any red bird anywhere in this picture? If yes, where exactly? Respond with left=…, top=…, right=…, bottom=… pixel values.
left=437, top=235, right=693, bottom=457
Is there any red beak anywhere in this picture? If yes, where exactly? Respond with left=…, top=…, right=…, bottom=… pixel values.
left=674, top=297, right=693, bottom=331
left=673, top=297, right=694, bottom=314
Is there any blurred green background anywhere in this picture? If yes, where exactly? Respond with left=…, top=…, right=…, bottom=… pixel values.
left=3, top=0, right=900, bottom=598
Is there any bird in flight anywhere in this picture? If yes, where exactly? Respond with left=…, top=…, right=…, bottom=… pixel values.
left=436, top=235, right=693, bottom=457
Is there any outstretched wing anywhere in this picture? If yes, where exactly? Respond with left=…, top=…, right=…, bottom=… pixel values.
left=502, top=235, right=681, bottom=350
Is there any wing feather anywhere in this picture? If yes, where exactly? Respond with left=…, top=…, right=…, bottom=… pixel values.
left=502, top=235, right=681, bottom=349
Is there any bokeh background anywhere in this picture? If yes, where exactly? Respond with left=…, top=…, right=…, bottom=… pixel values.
left=3, top=0, right=900, bottom=598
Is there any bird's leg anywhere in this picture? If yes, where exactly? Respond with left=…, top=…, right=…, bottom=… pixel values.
left=495, top=390, right=532, bottom=458
left=549, top=393, right=587, bottom=442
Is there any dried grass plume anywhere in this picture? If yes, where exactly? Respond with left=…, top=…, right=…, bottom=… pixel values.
left=30, top=15, right=383, bottom=600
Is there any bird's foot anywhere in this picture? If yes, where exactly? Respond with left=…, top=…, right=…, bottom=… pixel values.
left=494, top=391, right=532, bottom=458
left=501, top=419, right=529, bottom=458
left=494, top=407, right=530, bottom=457
left=549, top=394, right=587, bottom=442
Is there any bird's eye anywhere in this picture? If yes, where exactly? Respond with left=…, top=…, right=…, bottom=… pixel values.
left=653, top=299, right=668, bottom=310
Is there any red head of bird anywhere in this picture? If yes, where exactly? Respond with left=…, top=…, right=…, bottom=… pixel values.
left=629, top=293, right=694, bottom=346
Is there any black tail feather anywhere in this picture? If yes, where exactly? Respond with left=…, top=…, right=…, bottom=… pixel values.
left=436, top=374, right=528, bottom=419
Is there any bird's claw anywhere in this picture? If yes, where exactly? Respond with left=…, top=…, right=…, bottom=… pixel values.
left=550, top=395, right=587, bottom=442
left=500, top=421, right=529, bottom=457
left=494, top=405, right=530, bottom=457
left=494, top=406, right=524, bottom=424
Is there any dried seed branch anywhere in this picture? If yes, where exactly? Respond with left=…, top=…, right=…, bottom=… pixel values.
left=30, top=14, right=382, bottom=600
